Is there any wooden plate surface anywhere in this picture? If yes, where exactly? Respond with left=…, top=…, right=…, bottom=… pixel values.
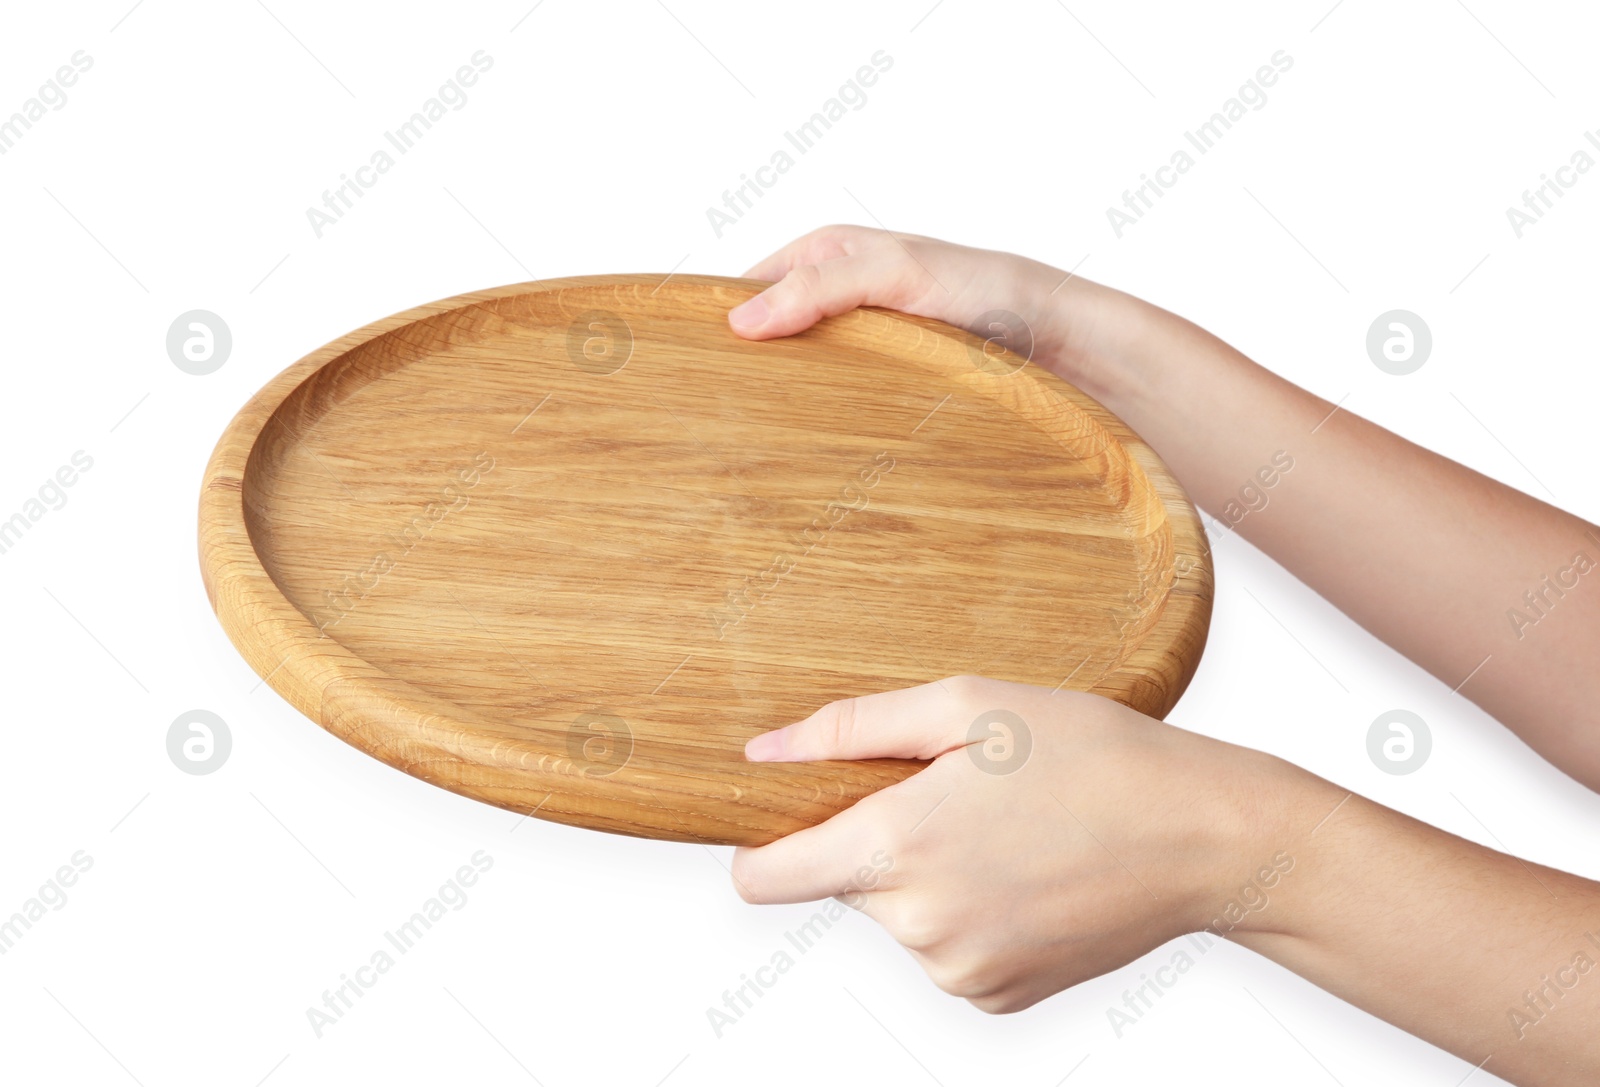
left=199, top=275, right=1212, bottom=845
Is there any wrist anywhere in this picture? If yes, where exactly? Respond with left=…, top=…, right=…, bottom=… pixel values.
left=1182, top=744, right=1339, bottom=942
left=1033, top=279, right=1172, bottom=411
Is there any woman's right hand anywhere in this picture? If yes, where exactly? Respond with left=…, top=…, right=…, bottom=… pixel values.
left=726, top=224, right=1143, bottom=397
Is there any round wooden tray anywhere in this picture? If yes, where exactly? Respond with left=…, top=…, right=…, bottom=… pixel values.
left=200, top=275, right=1212, bottom=846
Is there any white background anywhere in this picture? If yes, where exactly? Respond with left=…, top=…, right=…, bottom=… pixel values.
left=2, top=1, right=1597, bottom=1084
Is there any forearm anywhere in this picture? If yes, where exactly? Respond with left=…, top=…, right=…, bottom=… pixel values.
left=1056, top=284, right=1600, bottom=785
left=1228, top=762, right=1600, bottom=1086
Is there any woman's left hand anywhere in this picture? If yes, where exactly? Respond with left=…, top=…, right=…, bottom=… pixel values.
left=732, top=675, right=1308, bottom=1012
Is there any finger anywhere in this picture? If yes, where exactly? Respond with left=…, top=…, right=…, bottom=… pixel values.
left=731, top=786, right=908, bottom=905
left=730, top=244, right=924, bottom=340
left=741, top=224, right=872, bottom=281
left=727, top=256, right=872, bottom=339
left=745, top=677, right=975, bottom=762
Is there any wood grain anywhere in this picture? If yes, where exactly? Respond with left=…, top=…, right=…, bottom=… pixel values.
left=199, top=275, right=1213, bottom=846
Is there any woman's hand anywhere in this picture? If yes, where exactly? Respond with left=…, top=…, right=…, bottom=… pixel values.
left=729, top=225, right=1600, bottom=796
left=731, top=678, right=1600, bottom=1087
left=731, top=675, right=1314, bottom=1012
left=728, top=224, right=1138, bottom=396
left=725, top=229, right=1600, bottom=1082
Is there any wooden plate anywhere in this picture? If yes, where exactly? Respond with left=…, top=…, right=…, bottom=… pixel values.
left=200, top=275, right=1211, bottom=846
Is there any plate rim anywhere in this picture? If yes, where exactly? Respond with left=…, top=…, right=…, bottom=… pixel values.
left=198, top=273, right=1213, bottom=845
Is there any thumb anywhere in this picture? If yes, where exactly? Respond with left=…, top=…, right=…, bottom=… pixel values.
left=746, top=678, right=976, bottom=763
left=728, top=254, right=898, bottom=340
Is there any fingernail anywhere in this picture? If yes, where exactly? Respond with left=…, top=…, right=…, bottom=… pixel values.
left=745, top=728, right=787, bottom=761
left=729, top=293, right=770, bottom=330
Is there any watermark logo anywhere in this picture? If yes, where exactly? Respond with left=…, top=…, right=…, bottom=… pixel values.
left=965, top=310, right=1033, bottom=376
left=966, top=709, right=1032, bottom=775
left=167, top=310, right=231, bottom=375
left=167, top=710, right=231, bottom=775
left=1106, top=50, right=1294, bottom=238
left=1109, top=850, right=1294, bottom=1037
left=305, top=51, right=494, bottom=238
left=311, top=453, right=495, bottom=633
left=1508, top=931, right=1600, bottom=1039
left=0, top=450, right=93, bottom=559
left=1209, top=450, right=1294, bottom=531
left=565, top=311, right=633, bottom=375
left=1366, top=310, right=1431, bottom=376
left=1505, top=132, right=1598, bottom=238
left=306, top=851, right=494, bottom=1037
left=711, top=452, right=894, bottom=638
left=0, top=851, right=93, bottom=957
left=0, top=51, right=93, bottom=157
left=708, top=849, right=893, bottom=1037
left=567, top=713, right=632, bottom=777
left=1366, top=709, right=1430, bottom=775
left=1507, top=550, right=1594, bottom=640
left=706, top=51, right=894, bottom=238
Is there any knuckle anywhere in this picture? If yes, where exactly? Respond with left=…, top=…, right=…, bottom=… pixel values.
left=968, top=990, right=1027, bottom=1015
left=943, top=673, right=989, bottom=708
left=816, top=223, right=862, bottom=244
left=874, top=825, right=911, bottom=868
left=784, top=264, right=828, bottom=315
left=871, top=243, right=915, bottom=283
left=875, top=233, right=929, bottom=273
left=819, top=696, right=860, bottom=756
left=878, top=897, right=949, bottom=955
left=925, top=958, right=991, bottom=999
left=893, top=914, right=948, bottom=954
